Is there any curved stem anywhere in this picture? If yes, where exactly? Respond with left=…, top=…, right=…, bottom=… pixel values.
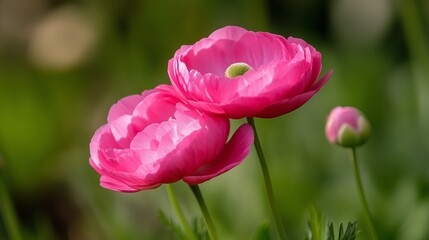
left=247, top=117, right=287, bottom=240
left=166, top=184, right=197, bottom=240
left=397, top=0, right=429, bottom=153
left=351, top=148, right=378, bottom=240
left=188, top=184, right=219, bottom=240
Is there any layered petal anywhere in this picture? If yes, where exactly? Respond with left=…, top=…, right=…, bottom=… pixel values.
left=135, top=109, right=230, bottom=185
left=184, top=124, right=254, bottom=184
left=89, top=124, right=119, bottom=171
left=168, top=25, right=332, bottom=119
left=107, top=94, right=147, bottom=123
left=100, top=175, right=142, bottom=193
left=208, top=25, right=248, bottom=41
left=89, top=85, right=250, bottom=192
left=256, top=70, right=332, bottom=118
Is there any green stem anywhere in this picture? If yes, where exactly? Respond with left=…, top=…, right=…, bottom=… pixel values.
left=351, top=148, right=378, bottom=240
left=166, top=184, right=197, bottom=240
left=188, top=184, right=219, bottom=240
left=397, top=0, right=429, bottom=144
left=397, top=0, right=429, bottom=67
left=0, top=177, right=22, bottom=240
left=247, top=117, right=287, bottom=240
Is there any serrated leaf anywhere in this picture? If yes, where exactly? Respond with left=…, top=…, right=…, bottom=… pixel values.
left=192, top=217, right=209, bottom=240
left=325, top=221, right=358, bottom=240
left=327, top=222, right=335, bottom=240
left=158, top=210, right=187, bottom=240
left=342, top=221, right=358, bottom=240
left=338, top=223, right=344, bottom=240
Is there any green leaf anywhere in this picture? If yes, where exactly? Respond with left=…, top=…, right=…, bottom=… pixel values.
left=304, top=207, right=358, bottom=240
left=158, top=210, right=187, bottom=240
left=338, top=223, right=344, bottom=240
left=342, top=221, right=358, bottom=240
left=327, top=222, right=335, bottom=240
left=253, top=221, right=272, bottom=240
left=325, top=221, right=358, bottom=240
left=192, top=217, right=209, bottom=240
left=306, top=206, right=324, bottom=240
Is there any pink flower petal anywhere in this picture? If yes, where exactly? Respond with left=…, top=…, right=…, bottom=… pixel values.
left=184, top=99, right=226, bottom=115
left=107, top=94, right=146, bottom=123
left=232, top=32, right=285, bottom=68
left=287, top=37, right=317, bottom=52
left=89, top=125, right=119, bottom=169
left=220, top=96, right=272, bottom=119
left=133, top=93, right=177, bottom=124
left=137, top=115, right=229, bottom=185
left=100, top=174, right=161, bottom=192
left=99, top=148, right=140, bottom=173
left=208, top=26, right=248, bottom=41
left=173, top=45, right=191, bottom=58
left=232, top=58, right=309, bottom=102
left=183, top=124, right=254, bottom=184
left=270, top=59, right=313, bottom=99
left=184, top=39, right=236, bottom=75
left=136, top=130, right=206, bottom=184
left=100, top=175, right=140, bottom=192
left=207, top=59, right=317, bottom=119
left=256, top=70, right=332, bottom=118
left=109, top=115, right=139, bottom=148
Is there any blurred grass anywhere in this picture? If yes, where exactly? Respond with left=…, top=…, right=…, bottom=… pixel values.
left=0, top=0, right=429, bottom=239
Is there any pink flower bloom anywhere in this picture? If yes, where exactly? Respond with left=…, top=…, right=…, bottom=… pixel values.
left=325, top=106, right=371, bottom=148
left=89, top=85, right=254, bottom=192
left=168, top=26, right=332, bottom=119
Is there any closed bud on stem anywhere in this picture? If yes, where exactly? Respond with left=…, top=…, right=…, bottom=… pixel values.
left=325, top=106, right=371, bottom=148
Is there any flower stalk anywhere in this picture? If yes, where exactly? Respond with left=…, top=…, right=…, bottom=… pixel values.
left=189, top=184, right=219, bottom=240
left=351, top=147, right=378, bottom=240
left=247, top=117, right=287, bottom=240
left=166, top=184, right=197, bottom=240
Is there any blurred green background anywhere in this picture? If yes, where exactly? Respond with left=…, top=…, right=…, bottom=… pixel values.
left=1, top=0, right=429, bottom=239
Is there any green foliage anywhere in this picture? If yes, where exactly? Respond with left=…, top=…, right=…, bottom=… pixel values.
left=253, top=221, right=273, bottom=240
left=305, top=207, right=324, bottom=240
left=327, top=221, right=358, bottom=240
left=191, top=218, right=209, bottom=240
left=158, top=210, right=187, bottom=240
left=305, top=207, right=358, bottom=240
left=158, top=210, right=209, bottom=240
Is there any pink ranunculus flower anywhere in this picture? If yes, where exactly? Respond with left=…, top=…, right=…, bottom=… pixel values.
left=89, top=85, right=254, bottom=192
left=168, top=26, right=333, bottom=119
left=325, top=106, right=371, bottom=148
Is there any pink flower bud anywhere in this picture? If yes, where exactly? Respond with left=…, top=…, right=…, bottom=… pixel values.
left=325, top=106, right=371, bottom=148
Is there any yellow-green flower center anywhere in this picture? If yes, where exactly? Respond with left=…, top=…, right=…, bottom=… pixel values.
left=225, top=62, right=252, bottom=78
